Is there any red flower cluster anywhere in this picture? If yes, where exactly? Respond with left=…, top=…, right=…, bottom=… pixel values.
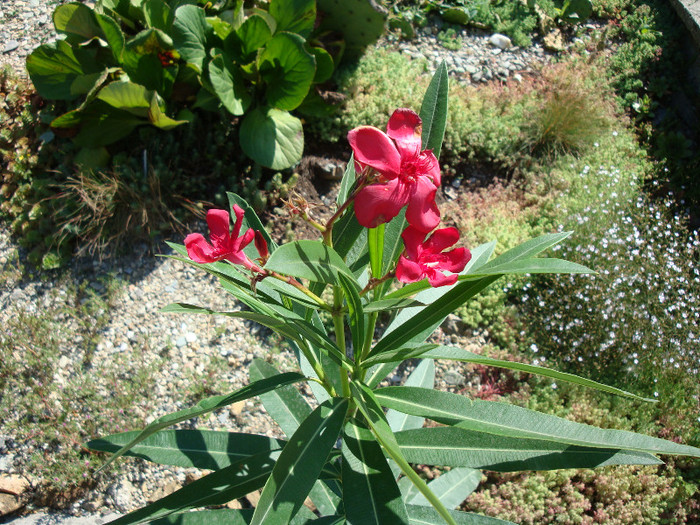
left=184, top=205, right=264, bottom=272
left=349, top=109, right=471, bottom=287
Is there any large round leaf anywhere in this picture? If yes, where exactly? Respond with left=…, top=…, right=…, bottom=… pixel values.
left=239, top=106, right=303, bottom=170
left=209, top=54, right=251, bottom=116
left=53, top=2, right=125, bottom=62
left=225, top=14, right=272, bottom=63
left=27, top=41, right=103, bottom=100
left=269, top=0, right=315, bottom=38
left=310, top=46, right=334, bottom=83
left=258, top=32, right=315, bottom=111
left=172, top=5, right=211, bottom=73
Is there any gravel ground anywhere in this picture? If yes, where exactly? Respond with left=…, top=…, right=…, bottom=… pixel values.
left=0, top=1, right=576, bottom=521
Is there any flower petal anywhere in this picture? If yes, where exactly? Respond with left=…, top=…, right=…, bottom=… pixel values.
left=400, top=226, right=427, bottom=260
left=348, top=126, right=401, bottom=177
left=441, top=247, right=471, bottom=273
left=406, top=176, right=440, bottom=233
left=230, top=204, right=246, bottom=239
left=396, top=256, right=425, bottom=283
left=185, top=233, right=217, bottom=263
left=424, top=227, right=460, bottom=253
left=417, top=150, right=441, bottom=187
left=427, top=270, right=458, bottom=288
left=206, top=209, right=231, bottom=248
left=386, top=108, right=422, bottom=157
left=354, top=178, right=409, bottom=228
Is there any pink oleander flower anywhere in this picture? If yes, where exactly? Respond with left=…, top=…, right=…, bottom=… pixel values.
left=348, top=108, right=441, bottom=232
left=396, top=225, right=471, bottom=287
left=185, top=206, right=261, bottom=272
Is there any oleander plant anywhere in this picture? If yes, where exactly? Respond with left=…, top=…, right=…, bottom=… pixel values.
left=86, top=65, right=700, bottom=524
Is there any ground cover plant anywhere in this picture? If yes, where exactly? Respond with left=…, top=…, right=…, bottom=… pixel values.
left=83, top=68, right=700, bottom=525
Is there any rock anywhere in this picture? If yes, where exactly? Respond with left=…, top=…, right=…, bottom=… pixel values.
left=3, top=40, right=19, bottom=53
left=444, top=370, right=466, bottom=386
left=544, top=29, right=565, bottom=52
left=0, top=475, right=30, bottom=517
left=441, top=314, right=463, bottom=335
left=489, top=33, right=512, bottom=50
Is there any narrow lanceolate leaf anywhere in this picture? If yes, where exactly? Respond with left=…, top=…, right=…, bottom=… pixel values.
left=350, top=382, right=457, bottom=525
left=98, top=372, right=306, bottom=471
left=408, top=468, right=481, bottom=509
left=337, top=154, right=356, bottom=206
left=368, top=224, right=385, bottom=279
left=363, top=298, right=425, bottom=313
left=342, top=419, right=409, bottom=524
left=387, top=360, right=435, bottom=432
left=108, top=450, right=279, bottom=524
left=407, top=504, right=515, bottom=525
left=308, top=479, right=343, bottom=516
left=478, top=232, right=573, bottom=270
left=465, top=258, right=594, bottom=277
left=419, top=61, right=448, bottom=158
left=149, top=509, right=253, bottom=524
left=251, top=398, right=349, bottom=525
left=367, top=345, right=655, bottom=402
left=370, top=276, right=501, bottom=357
left=375, top=387, right=700, bottom=457
left=265, top=240, right=358, bottom=286
left=249, top=359, right=313, bottom=438
left=395, top=427, right=662, bottom=471
left=338, top=272, right=365, bottom=353
left=88, top=429, right=285, bottom=470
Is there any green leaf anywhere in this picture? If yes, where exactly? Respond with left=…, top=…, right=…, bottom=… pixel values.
left=417, top=346, right=655, bottom=402
left=396, top=427, right=661, bottom=471
left=350, top=382, right=457, bottom=525
left=370, top=276, right=501, bottom=357
left=26, top=41, right=102, bottom=100
left=251, top=398, right=349, bottom=525
left=72, top=100, right=144, bottom=147
left=259, top=32, right=316, bottom=111
left=264, top=240, right=357, bottom=286
left=53, top=2, right=126, bottom=61
left=143, top=0, right=170, bottom=31
left=172, top=5, right=211, bottom=72
left=227, top=14, right=273, bottom=62
left=308, top=480, right=343, bottom=516
left=249, top=359, right=313, bottom=438
left=108, top=451, right=278, bottom=525
left=98, top=372, right=306, bottom=471
left=368, top=224, right=384, bottom=279
left=407, top=504, right=515, bottom=525
left=466, top=258, right=594, bottom=277
left=419, top=61, right=448, bottom=159
left=269, top=0, right=316, bottom=38
left=363, top=298, right=425, bottom=313
left=408, top=468, right=481, bottom=509
left=88, top=429, right=285, bottom=470
left=150, top=509, right=253, bottom=525
left=478, top=232, right=572, bottom=270
left=209, top=53, right=251, bottom=115
left=375, top=387, right=700, bottom=457
left=239, top=106, right=303, bottom=169
left=310, top=46, right=334, bottom=83
left=338, top=272, right=365, bottom=354
left=96, top=80, right=153, bottom=117
left=341, top=419, right=409, bottom=524
left=337, top=154, right=356, bottom=206
left=386, top=360, right=434, bottom=432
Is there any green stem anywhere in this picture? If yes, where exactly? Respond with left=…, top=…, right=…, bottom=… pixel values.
left=268, top=271, right=331, bottom=311
left=333, top=286, right=351, bottom=398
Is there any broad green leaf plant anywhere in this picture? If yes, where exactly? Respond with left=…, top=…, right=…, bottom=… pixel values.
left=88, top=64, right=700, bottom=524
left=26, top=0, right=386, bottom=169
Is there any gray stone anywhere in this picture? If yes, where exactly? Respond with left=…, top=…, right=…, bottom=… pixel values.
left=444, top=370, right=466, bottom=386
left=3, top=40, right=19, bottom=54
left=489, top=33, right=512, bottom=50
